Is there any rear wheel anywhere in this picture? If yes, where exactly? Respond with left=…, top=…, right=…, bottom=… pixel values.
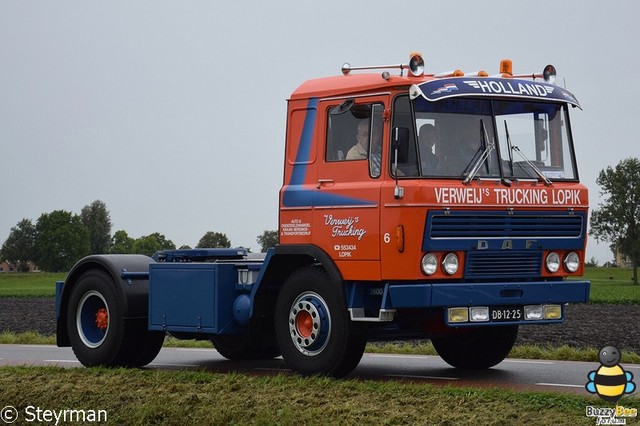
left=274, top=266, right=366, bottom=377
left=431, top=325, right=518, bottom=369
left=66, top=269, right=164, bottom=367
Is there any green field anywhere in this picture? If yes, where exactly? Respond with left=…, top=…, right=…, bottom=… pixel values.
left=0, top=366, right=622, bottom=425
left=572, top=267, right=640, bottom=304
left=1, top=268, right=638, bottom=303
left=0, top=272, right=65, bottom=297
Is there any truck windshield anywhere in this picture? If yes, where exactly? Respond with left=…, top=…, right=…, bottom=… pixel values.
left=413, top=97, right=577, bottom=181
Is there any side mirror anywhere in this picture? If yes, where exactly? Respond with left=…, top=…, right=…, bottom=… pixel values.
left=330, top=99, right=354, bottom=115
left=392, top=127, right=410, bottom=163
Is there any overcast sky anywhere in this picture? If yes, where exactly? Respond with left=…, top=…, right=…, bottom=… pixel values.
left=1, top=1, right=637, bottom=262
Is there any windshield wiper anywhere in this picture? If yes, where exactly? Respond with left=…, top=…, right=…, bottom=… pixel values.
left=464, top=119, right=495, bottom=184
left=504, top=121, right=514, bottom=175
left=509, top=125, right=552, bottom=186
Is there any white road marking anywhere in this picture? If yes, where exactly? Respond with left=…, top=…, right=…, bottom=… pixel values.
left=368, top=354, right=433, bottom=360
left=151, top=363, right=198, bottom=368
left=174, top=348, right=216, bottom=352
left=44, top=359, right=80, bottom=363
left=536, top=383, right=583, bottom=388
left=386, top=374, right=459, bottom=381
left=504, top=359, right=555, bottom=365
left=20, top=345, right=58, bottom=348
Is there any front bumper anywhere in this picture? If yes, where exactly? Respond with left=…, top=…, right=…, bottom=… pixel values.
left=385, top=280, right=590, bottom=308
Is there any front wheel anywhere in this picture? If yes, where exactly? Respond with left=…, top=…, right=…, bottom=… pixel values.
left=274, top=266, right=366, bottom=378
left=66, top=269, right=164, bottom=367
left=431, top=325, right=518, bottom=369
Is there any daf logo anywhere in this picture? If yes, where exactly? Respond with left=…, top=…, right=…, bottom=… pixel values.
left=477, top=240, right=513, bottom=250
left=477, top=240, right=489, bottom=250
left=477, top=239, right=538, bottom=250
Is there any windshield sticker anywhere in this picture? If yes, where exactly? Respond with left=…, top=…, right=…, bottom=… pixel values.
left=431, top=83, right=459, bottom=95
left=416, top=77, right=580, bottom=108
left=464, top=80, right=554, bottom=97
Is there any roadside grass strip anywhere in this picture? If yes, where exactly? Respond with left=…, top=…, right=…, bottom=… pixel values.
left=0, top=366, right=620, bottom=425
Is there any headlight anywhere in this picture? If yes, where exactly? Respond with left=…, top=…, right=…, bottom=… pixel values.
left=545, top=252, right=560, bottom=273
left=564, top=252, right=580, bottom=273
left=469, top=307, right=489, bottom=322
left=543, top=305, right=562, bottom=320
left=448, top=307, right=469, bottom=323
left=524, top=305, right=543, bottom=320
left=442, top=253, right=459, bottom=275
left=421, top=253, right=438, bottom=275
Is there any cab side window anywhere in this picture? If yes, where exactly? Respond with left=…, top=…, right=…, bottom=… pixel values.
left=326, top=102, right=384, bottom=178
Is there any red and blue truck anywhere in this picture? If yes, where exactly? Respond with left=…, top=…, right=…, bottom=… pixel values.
left=56, top=53, right=590, bottom=377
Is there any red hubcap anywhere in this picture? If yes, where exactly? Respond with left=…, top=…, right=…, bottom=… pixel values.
left=95, top=308, right=109, bottom=330
left=295, top=311, right=313, bottom=338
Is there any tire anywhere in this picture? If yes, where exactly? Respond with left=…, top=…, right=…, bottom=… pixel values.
left=116, top=320, right=165, bottom=367
left=66, top=269, right=164, bottom=368
left=274, top=266, right=366, bottom=377
left=211, top=334, right=280, bottom=360
left=431, top=325, right=518, bottom=369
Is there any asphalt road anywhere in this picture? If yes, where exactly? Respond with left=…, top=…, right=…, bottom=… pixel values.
left=2, top=344, right=638, bottom=397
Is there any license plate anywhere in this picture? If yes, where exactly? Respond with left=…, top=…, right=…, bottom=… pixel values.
left=489, top=306, right=523, bottom=322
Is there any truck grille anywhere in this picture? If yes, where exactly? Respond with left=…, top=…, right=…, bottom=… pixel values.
left=429, top=213, right=583, bottom=239
left=465, top=251, right=542, bottom=278
left=423, top=210, right=586, bottom=265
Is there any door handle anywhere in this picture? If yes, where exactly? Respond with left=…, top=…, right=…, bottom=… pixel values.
left=316, top=179, right=334, bottom=188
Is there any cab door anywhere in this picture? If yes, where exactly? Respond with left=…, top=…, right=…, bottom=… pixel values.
left=379, top=94, right=427, bottom=281
left=311, top=98, right=387, bottom=280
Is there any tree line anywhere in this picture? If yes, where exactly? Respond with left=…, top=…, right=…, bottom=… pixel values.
left=0, top=200, right=279, bottom=272
left=589, top=157, right=640, bottom=284
left=2, top=158, right=638, bottom=280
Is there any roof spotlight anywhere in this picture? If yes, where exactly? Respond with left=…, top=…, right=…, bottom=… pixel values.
left=409, top=52, right=424, bottom=77
left=543, top=64, right=557, bottom=84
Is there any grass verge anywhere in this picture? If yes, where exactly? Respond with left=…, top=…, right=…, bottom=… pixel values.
left=0, top=366, right=619, bottom=425
left=0, top=331, right=55, bottom=345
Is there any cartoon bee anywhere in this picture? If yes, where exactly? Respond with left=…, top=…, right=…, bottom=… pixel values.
left=586, top=345, right=636, bottom=402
